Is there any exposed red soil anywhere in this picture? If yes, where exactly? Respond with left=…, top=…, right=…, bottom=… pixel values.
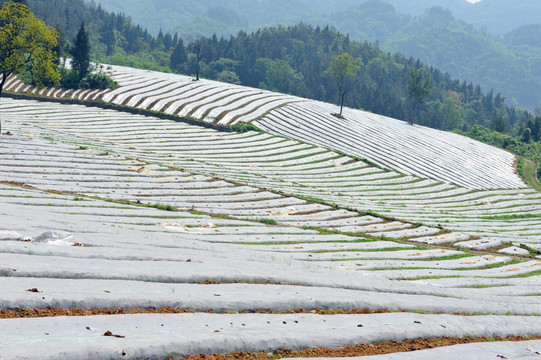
left=0, top=307, right=195, bottom=318
left=175, top=336, right=541, bottom=360
left=93, top=88, right=115, bottom=101
left=0, top=180, right=29, bottom=188
left=0, top=305, right=505, bottom=319
left=0, top=307, right=402, bottom=319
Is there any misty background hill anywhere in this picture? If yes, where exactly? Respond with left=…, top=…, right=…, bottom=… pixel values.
left=93, top=0, right=541, bottom=37
left=93, top=0, right=541, bottom=109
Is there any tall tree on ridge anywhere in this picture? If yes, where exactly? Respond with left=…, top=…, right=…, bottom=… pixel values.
left=407, top=68, right=431, bottom=125
left=186, top=34, right=205, bottom=81
left=71, top=21, right=90, bottom=80
left=323, top=53, right=360, bottom=117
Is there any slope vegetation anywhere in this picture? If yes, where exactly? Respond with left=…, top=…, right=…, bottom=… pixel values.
left=91, top=0, right=541, bottom=109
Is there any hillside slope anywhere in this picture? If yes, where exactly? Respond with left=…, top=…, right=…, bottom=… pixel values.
left=2, top=63, right=541, bottom=357
left=2, top=95, right=541, bottom=358
left=4, top=65, right=524, bottom=189
left=385, top=0, right=541, bottom=35
left=3, top=97, right=539, bottom=243
left=94, top=0, right=541, bottom=37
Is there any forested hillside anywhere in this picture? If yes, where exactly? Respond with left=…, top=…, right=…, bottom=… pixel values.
left=166, top=24, right=529, bottom=133
left=8, top=0, right=533, bottom=129
left=93, top=0, right=541, bottom=110
left=1, top=0, right=177, bottom=71
left=94, top=0, right=541, bottom=37
left=373, top=7, right=541, bottom=109
left=321, top=3, right=541, bottom=109
left=86, top=0, right=361, bottom=36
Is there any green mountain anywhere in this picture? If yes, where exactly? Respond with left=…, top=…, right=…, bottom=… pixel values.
left=385, top=0, right=541, bottom=35
left=90, top=0, right=361, bottom=37
left=374, top=7, right=541, bottom=109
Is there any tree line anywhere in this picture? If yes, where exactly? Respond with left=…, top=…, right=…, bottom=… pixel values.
left=11, top=0, right=181, bottom=72
left=168, top=24, right=532, bottom=132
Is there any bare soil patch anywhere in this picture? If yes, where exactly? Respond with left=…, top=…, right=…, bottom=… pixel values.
left=0, top=307, right=501, bottom=319
left=175, top=336, right=541, bottom=360
left=0, top=307, right=402, bottom=319
left=0, top=307, right=195, bottom=318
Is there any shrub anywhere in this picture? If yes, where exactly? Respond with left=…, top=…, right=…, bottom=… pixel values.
left=231, top=122, right=261, bottom=133
left=258, top=218, right=277, bottom=225
left=79, top=71, right=118, bottom=89
left=60, top=65, right=118, bottom=90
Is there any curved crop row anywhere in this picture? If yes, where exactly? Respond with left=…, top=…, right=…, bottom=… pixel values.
left=2, top=64, right=523, bottom=190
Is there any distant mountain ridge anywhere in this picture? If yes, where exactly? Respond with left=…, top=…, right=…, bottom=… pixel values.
left=362, top=5, right=541, bottom=108
left=385, top=0, right=541, bottom=35
left=93, top=0, right=541, bottom=37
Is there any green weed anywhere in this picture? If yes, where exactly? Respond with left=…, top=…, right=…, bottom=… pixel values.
left=258, top=218, right=278, bottom=225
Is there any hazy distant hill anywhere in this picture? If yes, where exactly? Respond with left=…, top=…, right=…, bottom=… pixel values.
left=385, top=0, right=541, bottom=35
left=91, top=0, right=360, bottom=36
left=372, top=6, right=540, bottom=108
left=330, top=3, right=541, bottom=108
left=94, top=0, right=541, bottom=36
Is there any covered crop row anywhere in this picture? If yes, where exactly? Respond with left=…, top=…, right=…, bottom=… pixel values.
left=2, top=99, right=539, bottom=249
left=3, top=65, right=524, bottom=190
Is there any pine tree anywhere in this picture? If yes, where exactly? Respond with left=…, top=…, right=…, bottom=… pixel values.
left=102, top=20, right=116, bottom=56
left=407, top=68, right=431, bottom=125
left=53, top=24, right=65, bottom=67
left=70, top=21, right=90, bottom=80
left=163, top=32, right=173, bottom=50
left=170, top=39, right=187, bottom=73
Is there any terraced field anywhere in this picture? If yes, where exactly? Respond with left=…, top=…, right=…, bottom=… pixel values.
left=1, top=66, right=540, bottom=359
left=2, top=99, right=540, bottom=249
left=4, top=65, right=522, bottom=189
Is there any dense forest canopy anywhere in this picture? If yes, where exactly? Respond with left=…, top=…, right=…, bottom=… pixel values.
left=370, top=6, right=541, bottom=109
left=0, top=0, right=171, bottom=71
